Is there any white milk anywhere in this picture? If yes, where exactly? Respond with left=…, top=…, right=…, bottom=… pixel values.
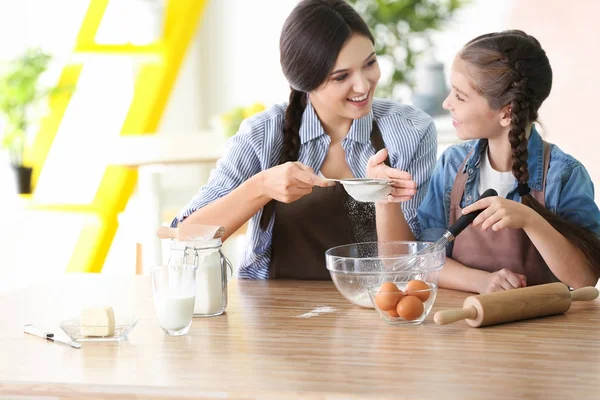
left=155, top=295, right=195, bottom=331
left=194, top=250, right=224, bottom=316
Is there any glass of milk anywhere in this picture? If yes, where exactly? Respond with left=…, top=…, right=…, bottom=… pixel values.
left=151, top=264, right=197, bottom=336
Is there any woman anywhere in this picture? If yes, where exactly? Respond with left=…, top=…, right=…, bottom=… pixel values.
left=173, top=0, right=437, bottom=279
left=418, top=30, right=600, bottom=293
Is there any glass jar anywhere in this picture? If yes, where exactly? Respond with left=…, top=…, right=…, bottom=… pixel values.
left=166, top=238, right=233, bottom=317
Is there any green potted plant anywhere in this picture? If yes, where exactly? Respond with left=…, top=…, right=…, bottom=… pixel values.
left=347, top=0, right=468, bottom=100
left=0, top=47, right=60, bottom=194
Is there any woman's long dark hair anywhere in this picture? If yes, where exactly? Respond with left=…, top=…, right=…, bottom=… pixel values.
left=260, top=0, right=374, bottom=230
left=460, top=30, right=600, bottom=280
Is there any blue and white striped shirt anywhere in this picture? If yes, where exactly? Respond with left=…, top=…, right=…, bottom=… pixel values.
left=173, top=98, right=437, bottom=279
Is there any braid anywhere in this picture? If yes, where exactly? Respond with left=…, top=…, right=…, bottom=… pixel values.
left=279, top=89, right=306, bottom=164
left=507, top=85, right=531, bottom=185
left=495, top=38, right=532, bottom=186
left=259, top=89, right=307, bottom=230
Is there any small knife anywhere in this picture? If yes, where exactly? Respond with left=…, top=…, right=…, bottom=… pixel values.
left=24, top=324, right=81, bottom=349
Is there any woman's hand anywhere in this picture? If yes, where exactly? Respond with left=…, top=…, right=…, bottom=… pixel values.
left=259, top=162, right=333, bottom=203
left=463, top=196, right=536, bottom=231
left=478, top=268, right=527, bottom=293
left=366, top=148, right=416, bottom=203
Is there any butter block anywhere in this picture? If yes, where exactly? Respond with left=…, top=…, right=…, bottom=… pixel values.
left=80, top=306, right=115, bottom=337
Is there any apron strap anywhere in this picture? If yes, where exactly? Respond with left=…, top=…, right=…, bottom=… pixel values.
left=369, top=120, right=391, bottom=167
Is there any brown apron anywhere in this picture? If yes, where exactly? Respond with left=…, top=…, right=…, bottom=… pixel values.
left=449, top=141, right=558, bottom=285
left=269, top=121, right=389, bottom=280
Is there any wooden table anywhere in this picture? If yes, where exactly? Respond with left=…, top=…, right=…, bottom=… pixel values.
left=1, top=275, right=599, bottom=399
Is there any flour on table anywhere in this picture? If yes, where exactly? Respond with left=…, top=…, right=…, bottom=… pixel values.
left=295, top=306, right=337, bottom=318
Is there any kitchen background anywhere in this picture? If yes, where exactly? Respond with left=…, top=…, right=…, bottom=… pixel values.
left=1, top=0, right=598, bottom=294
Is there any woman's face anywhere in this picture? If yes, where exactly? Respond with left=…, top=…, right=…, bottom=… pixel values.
left=442, top=57, right=509, bottom=141
left=309, top=33, right=380, bottom=125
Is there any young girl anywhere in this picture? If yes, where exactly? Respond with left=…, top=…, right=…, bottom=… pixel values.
left=172, top=0, right=437, bottom=280
left=418, top=30, right=600, bottom=293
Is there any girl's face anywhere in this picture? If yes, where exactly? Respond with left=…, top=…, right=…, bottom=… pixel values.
left=309, top=33, right=380, bottom=125
left=443, top=58, right=510, bottom=141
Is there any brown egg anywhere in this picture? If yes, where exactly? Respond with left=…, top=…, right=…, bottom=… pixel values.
left=395, top=295, right=424, bottom=321
left=375, top=282, right=404, bottom=311
left=388, top=309, right=399, bottom=318
left=405, top=280, right=431, bottom=302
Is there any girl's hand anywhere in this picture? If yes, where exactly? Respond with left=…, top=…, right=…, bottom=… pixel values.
left=479, top=268, right=527, bottom=293
left=366, top=148, right=416, bottom=203
left=260, top=162, right=333, bottom=203
left=462, top=196, right=535, bottom=231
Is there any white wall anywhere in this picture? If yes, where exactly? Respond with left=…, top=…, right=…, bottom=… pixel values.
left=195, top=0, right=299, bottom=129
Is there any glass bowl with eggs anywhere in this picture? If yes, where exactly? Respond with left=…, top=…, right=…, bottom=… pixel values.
left=325, top=241, right=445, bottom=325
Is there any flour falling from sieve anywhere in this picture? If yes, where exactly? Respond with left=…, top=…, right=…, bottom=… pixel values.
left=344, top=195, right=377, bottom=243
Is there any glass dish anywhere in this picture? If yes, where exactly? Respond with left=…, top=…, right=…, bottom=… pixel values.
left=368, top=282, right=438, bottom=326
left=59, top=316, right=139, bottom=342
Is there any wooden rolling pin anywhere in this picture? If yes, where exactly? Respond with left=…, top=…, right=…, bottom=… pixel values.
left=434, top=282, right=599, bottom=327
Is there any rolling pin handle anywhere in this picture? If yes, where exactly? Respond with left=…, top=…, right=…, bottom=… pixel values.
left=570, top=286, right=600, bottom=302
left=434, top=305, right=478, bottom=325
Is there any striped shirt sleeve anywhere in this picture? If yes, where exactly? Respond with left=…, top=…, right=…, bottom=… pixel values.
left=172, top=118, right=263, bottom=226
left=403, top=117, right=437, bottom=237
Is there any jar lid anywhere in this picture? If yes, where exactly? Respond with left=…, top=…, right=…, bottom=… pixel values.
left=170, top=237, right=222, bottom=250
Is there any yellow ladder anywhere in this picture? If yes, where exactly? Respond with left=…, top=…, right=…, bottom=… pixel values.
left=24, top=0, right=208, bottom=273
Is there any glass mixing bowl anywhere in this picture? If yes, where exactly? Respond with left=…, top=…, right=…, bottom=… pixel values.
left=325, top=241, right=445, bottom=308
